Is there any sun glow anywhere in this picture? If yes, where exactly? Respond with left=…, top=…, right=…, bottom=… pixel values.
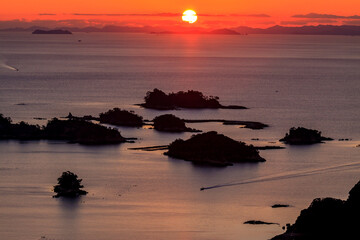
left=182, top=10, right=198, bottom=24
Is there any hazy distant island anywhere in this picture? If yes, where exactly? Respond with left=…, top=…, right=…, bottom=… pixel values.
left=99, top=108, right=144, bottom=127
left=32, top=29, right=72, bottom=34
left=151, top=28, right=241, bottom=35
left=209, top=29, right=241, bottom=35
left=153, top=114, right=199, bottom=132
left=53, top=171, right=87, bottom=198
left=272, top=179, right=360, bottom=240
left=139, top=88, right=247, bottom=110
left=151, top=25, right=360, bottom=36
left=165, top=131, right=265, bottom=166
left=0, top=114, right=126, bottom=145
left=280, top=127, right=333, bottom=144
left=233, top=25, right=360, bottom=36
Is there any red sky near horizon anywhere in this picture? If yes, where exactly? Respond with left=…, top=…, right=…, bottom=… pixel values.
left=1, top=0, right=360, bottom=29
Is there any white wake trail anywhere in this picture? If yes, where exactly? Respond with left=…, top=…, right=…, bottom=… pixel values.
left=0, top=55, right=19, bottom=71
left=200, top=161, right=360, bottom=191
left=0, top=63, right=19, bottom=71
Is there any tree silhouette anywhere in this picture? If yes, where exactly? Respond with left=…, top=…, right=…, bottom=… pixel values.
left=53, top=171, right=87, bottom=198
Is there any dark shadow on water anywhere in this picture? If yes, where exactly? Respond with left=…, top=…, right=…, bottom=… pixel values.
left=166, top=155, right=261, bottom=174
left=55, top=196, right=83, bottom=238
left=166, top=155, right=228, bottom=171
left=57, top=196, right=82, bottom=213
left=287, top=143, right=322, bottom=149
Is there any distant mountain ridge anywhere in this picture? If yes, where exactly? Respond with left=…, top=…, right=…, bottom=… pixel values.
left=1, top=24, right=360, bottom=35
left=232, top=25, right=360, bottom=35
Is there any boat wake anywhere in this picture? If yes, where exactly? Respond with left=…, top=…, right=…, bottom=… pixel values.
left=0, top=56, right=19, bottom=71
left=0, top=63, right=19, bottom=71
left=200, top=161, right=360, bottom=191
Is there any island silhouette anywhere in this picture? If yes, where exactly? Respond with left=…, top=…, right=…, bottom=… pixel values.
left=280, top=127, right=333, bottom=145
left=0, top=114, right=126, bottom=145
left=53, top=171, right=87, bottom=198
left=139, top=88, right=247, bottom=110
left=165, top=131, right=265, bottom=166
left=99, top=108, right=144, bottom=127
left=153, top=114, right=199, bottom=132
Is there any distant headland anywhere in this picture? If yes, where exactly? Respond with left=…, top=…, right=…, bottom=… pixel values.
left=151, top=28, right=242, bottom=35
left=2, top=25, right=360, bottom=36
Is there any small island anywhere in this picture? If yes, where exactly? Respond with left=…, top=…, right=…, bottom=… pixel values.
left=32, top=29, right=72, bottom=34
left=153, top=114, right=199, bottom=132
left=165, top=131, right=265, bottom=166
left=280, top=127, right=333, bottom=145
left=53, top=171, right=87, bottom=198
left=99, top=108, right=143, bottom=127
left=272, top=179, right=360, bottom=240
left=139, top=88, right=247, bottom=110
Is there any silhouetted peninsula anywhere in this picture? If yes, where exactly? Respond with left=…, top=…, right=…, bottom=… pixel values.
left=1, top=114, right=126, bottom=145
left=0, top=114, right=42, bottom=140
left=32, top=29, right=72, bottom=34
left=53, top=171, right=87, bottom=198
left=99, top=108, right=143, bottom=127
left=165, top=131, right=265, bottom=166
left=280, top=127, right=333, bottom=145
left=255, top=146, right=285, bottom=150
left=65, top=112, right=99, bottom=121
left=184, top=119, right=268, bottom=130
left=153, top=114, right=199, bottom=132
left=44, top=118, right=125, bottom=144
left=272, top=180, right=360, bottom=240
left=140, top=88, right=247, bottom=110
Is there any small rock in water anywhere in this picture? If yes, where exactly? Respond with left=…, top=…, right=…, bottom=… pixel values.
left=272, top=204, right=290, bottom=208
left=244, top=220, right=278, bottom=225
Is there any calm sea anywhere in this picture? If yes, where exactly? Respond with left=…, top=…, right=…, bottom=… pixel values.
left=0, top=32, right=359, bottom=240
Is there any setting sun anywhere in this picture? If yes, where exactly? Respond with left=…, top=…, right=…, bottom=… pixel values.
left=182, top=9, right=198, bottom=24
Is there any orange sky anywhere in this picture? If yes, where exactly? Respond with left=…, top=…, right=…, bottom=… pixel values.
left=1, top=0, right=359, bottom=29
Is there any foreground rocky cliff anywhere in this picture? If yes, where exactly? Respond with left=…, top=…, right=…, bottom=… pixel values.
left=272, top=180, right=360, bottom=240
